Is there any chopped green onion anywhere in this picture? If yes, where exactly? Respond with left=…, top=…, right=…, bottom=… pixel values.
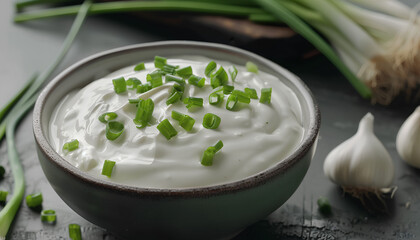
left=183, top=97, right=203, bottom=109
left=209, top=92, right=223, bottom=105
left=260, top=88, right=272, bottom=104
left=137, top=83, right=152, bottom=93
left=105, top=121, right=124, bottom=140
left=98, top=112, right=118, bottom=123
left=41, top=210, right=56, bottom=223
left=176, top=66, right=193, bottom=78
left=171, top=111, right=196, bottom=132
left=112, top=77, right=127, bottom=94
left=25, top=193, right=43, bottom=208
left=0, top=191, right=8, bottom=202
left=223, top=85, right=234, bottom=94
left=63, top=139, right=79, bottom=152
left=157, top=119, right=178, bottom=140
left=246, top=61, right=259, bottom=73
left=162, top=64, right=177, bottom=75
left=165, top=74, right=185, bottom=85
left=146, top=72, right=163, bottom=88
left=210, top=67, right=228, bottom=88
left=203, top=113, right=221, bottom=129
left=201, top=140, right=224, bottom=166
left=245, top=88, right=259, bottom=99
left=317, top=196, right=332, bottom=215
left=134, top=62, right=145, bottom=71
left=226, top=94, right=238, bottom=111
left=205, top=61, right=217, bottom=77
left=101, top=160, right=116, bottom=178
left=126, top=77, right=141, bottom=90
left=171, top=111, right=184, bottom=121
left=188, top=75, right=205, bottom=88
left=232, top=90, right=250, bottom=104
left=228, top=66, right=238, bottom=81
left=171, top=83, right=185, bottom=99
left=134, top=98, right=154, bottom=128
left=0, top=166, right=5, bottom=179
left=166, top=91, right=181, bottom=105
left=154, top=56, right=167, bottom=68
left=128, top=98, right=141, bottom=104
left=69, top=224, right=82, bottom=240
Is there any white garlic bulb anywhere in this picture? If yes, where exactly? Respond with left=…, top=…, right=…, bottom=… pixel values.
left=396, top=106, right=420, bottom=168
left=323, top=113, right=394, bottom=189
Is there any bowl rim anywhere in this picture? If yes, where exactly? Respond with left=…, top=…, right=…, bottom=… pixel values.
left=33, top=40, right=320, bottom=198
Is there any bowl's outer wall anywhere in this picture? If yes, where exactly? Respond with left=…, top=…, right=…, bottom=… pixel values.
left=33, top=41, right=319, bottom=239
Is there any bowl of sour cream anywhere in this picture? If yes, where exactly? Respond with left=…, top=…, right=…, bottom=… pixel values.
left=33, top=41, right=320, bottom=239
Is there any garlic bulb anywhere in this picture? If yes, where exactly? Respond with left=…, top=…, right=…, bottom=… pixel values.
left=396, top=106, right=420, bottom=168
left=323, top=113, right=394, bottom=189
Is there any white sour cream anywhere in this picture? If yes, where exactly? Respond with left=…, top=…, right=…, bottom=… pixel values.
left=49, top=56, right=304, bottom=189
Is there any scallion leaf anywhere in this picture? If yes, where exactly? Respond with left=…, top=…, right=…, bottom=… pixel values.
left=205, top=61, right=217, bottom=77
left=226, top=94, right=238, bottom=111
left=134, top=98, right=154, bottom=128
left=203, top=113, right=221, bottom=129
left=41, top=209, right=57, bottom=223
left=137, top=83, right=152, bottom=93
left=188, top=75, right=205, bottom=88
left=171, top=111, right=196, bottom=131
left=0, top=191, right=8, bottom=203
left=165, top=74, right=185, bottom=85
left=201, top=140, right=224, bottom=166
left=166, top=91, right=181, bottom=105
left=210, top=67, right=228, bottom=88
left=134, top=62, right=145, bottom=71
left=63, top=139, right=79, bottom=152
left=157, top=119, right=178, bottom=140
left=232, top=90, right=250, bottom=104
left=154, top=56, right=167, bottom=68
left=176, top=66, right=193, bottom=78
left=128, top=98, right=141, bottom=105
left=171, top=110, right=184, bottom=121
left=162, top=64, right=177, bottom=75
left=245, top=88, right=258, bottom=99
left=228, top=66, right=238, bottom=81
left=69, top=224, right=82, bottom=240
left=246, top=61, right=259, bottom=73
left=146, top=72, right=163, bottom=88
left=101, top=160, right=116, bottom=178
left=105, top=121, right=124, bottom=140
left=223, top=85, right=234, bottom=94
left=112, top=77, right=126, bottom=94
left=98, top=112, right=118, bottom=123
left=126, top=77, right=141, bottom=90
left=183, top=97, right=203, bottom=110
left=25, top=193, right=43, bottom=208
left=209, top=92, right=223, bottom=105
left=260, top=87, right=272, bottom=104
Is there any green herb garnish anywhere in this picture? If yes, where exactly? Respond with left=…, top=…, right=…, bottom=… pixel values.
left=69, top=224, right=82, bottom=240
left=232, top=90, right=250, bottom=104
left=205, top=61, right=217, bottom=77
left=223, top=85, right=234, bottom=94
left=126, top=77, right=141, bottom=90
left=226, top=94, right=238, bottom=111
left=228, top=66, right=238, bottom=81
left=165, top=74, right=185, bottom=85
left=245, top=88, right=258, bottom=99
left=134, top=62, right=145, bottom=71
left=25, top=193, right=43, bottom=208
left=171, top=111, right=195, bottom=131
left=154, top=56, right=167, bottom=68
left=137, top=83, right=152, bottom=93
left=63, top=139, right=79, bottom=152
left=157, top=119, right=178, bottom=140
left=98, top=112, right=118, bottom=123
left=260, top=87, right=272, bottom=104
left=246, top=61, right=258, bottom=73
left=133, top=98, right=154, bottom=128
left=176, top=66, right=193, bottom=78
left=201, top=140, right=224, bottom=166
left=101, top=160, right=116, bottom=178
left=210, top=67, right=228, bottom=88
left=203, top=113, right=221, bottom=129
left=105, top=121, right=124, bottom=140
left=188, top=75, right=205, bottom=88
left=0, top=191, right=8, bottom=203
left=183, top=97, right=203, bottom=110
left=112, top=77, right=126, bottom=94
left=146, top=72, right=163, bottom=88
left=41, top=210, right=57, bottom=223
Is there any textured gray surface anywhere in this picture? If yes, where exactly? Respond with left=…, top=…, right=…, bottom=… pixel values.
left=1, top=0, right=420, bottom=239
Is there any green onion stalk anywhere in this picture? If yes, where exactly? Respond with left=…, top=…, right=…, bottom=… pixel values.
left=0, top=1, right=91, bottom=238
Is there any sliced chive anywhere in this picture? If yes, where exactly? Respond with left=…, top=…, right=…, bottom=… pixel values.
left=228, top=66, right=238, bottom=81
left=210, top=67, right=228, bottom=88
left=246, top=61, right=258, bottom=73
left=162, top=64, right=177, bottom=75
left=317, top=197, right=332, bottom=215
left=179, top=115, right=195, bottom=132
left=101, top=160, right=116, bottom=178
left=0, top=166, right=5, bottom=179
left=203, top=113, right=221, bottom=129
left=112, top=77, right=126, bottom=94
left=69, top=224, right=82, bottom=240
left=128, top=98, right=141, bottom=104
left=25, top=193, right=43, bottom=208
left=166, top=91, right=181, bottom=105
left=171, top=83, right=185, bottom=99
left=245, top=88, right=258, bottom=99
left=176, top=66, right=193, bottom=78
left=106, top=121, right=124, bottom=140
left=137, top=83, right=152, bottom=93
left=165, top=74, right=185, bottom=85
left=63, top=139, right=79, bottom=152
left=41, top=210, right=57, bottom=223
left=188, top=75, right=205, bottom=88
left=201, top=140, right=224, bottom=166
left=205, top=61, right=217, bottom=77
left=226, top=94, right=238, bottom=111
left=98, top=112, right=118, bottom=123
left=171, top=110, right=185, bottom=121
left=126, top=77, right=141, bottom=90
left=146, top=72, right=163, bottom=88
left=260, top=88, right=272, bottom=104
left=157, top=119, right=177, bottom=140
left=0, top=191, right=8, bottom=202
left=183, top=97, right=203, bottom=110
left=134, top=62, right=145, bottom=71
left=154, top=56, right=167, bottom=68
left=232, top=90, right=250, bottom=104
left=223, top=85, right=234, bottom=94
left=209, top=92, right=223, bottom=105
left=134, top=98, right=154, bottom=128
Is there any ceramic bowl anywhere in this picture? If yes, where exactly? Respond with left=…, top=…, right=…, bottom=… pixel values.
left=33, top=41, right=320, bottom=239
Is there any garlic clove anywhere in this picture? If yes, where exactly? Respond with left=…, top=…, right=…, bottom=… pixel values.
left=323, top=113, right=394, bottom=189
left=396, top=106, right=420, bottom=168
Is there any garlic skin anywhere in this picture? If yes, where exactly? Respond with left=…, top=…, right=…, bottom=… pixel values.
left=323, top=113, right=394, bottom=189
left=396, top=106, right=420, bottom=168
